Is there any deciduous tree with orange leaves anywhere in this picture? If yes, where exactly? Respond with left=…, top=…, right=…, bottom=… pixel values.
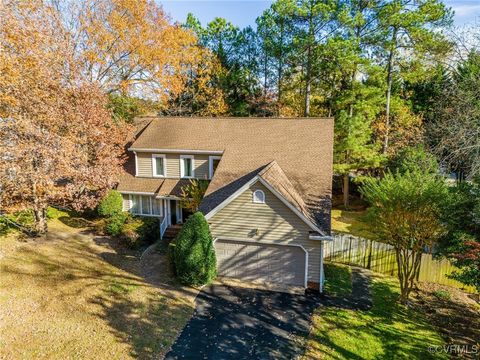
left=0, top=1, right=134, bottom=234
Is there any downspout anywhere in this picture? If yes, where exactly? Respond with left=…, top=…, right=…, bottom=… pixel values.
left=319, top=240, right=325, bottom=293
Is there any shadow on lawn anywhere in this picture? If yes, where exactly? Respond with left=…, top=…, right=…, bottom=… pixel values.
left=1, top=229, right=197, bottom=359
left=91, top=288, right=193, bottom=359
left=306, top=279, right=443, bottom=360
left=88, top=237, right=197, bottom=359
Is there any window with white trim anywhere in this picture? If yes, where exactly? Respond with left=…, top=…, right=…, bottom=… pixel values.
left=252, top=190, right=265, bottom=203
left=180, top=155, right=194, bottom=178
left=209, top=156, right=222, bottom=179
left=152, top=154, right=166, bottom=177
left=129, top=195, right=163, bottom=217
left=141, top=195, right=151, bottom=214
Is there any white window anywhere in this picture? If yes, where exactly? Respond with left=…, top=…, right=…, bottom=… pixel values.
left=152, top=198, right=163, bottom=216
left=141, top=195, right=151, bottom=214
left=209, top=156, right=222, bottom=179
left=253, top=190, right=265, bottom=204
left=128, top=195, right=163, bottom=217
left=180, top=155, right=194, bottom=178
left=152, top=154, right=166, bottom=177
left=131, top=195, right=140, bottom=213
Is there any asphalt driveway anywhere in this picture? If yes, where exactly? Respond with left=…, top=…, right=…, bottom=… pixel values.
left=164, top=284, right=320, bottom=360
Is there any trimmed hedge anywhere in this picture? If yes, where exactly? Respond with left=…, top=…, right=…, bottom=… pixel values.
left=171, top=212, right=216, bottom=286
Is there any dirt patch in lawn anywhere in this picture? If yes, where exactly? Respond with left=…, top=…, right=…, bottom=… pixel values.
left=0, top=219, right=198, bottom=360
left=413, top=282, right=480, bottom=359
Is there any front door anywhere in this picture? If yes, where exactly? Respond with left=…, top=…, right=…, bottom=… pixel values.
left=170, top=200, right=177, bottom=224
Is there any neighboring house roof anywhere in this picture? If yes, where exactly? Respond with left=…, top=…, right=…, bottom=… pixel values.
left=121, top=117, right=334, bottom=234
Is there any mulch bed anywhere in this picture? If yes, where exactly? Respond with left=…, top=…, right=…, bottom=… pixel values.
left=413, top=282, right=480, bottom=359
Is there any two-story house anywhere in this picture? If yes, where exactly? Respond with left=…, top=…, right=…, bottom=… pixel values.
left=117, top=117, right=333, bottom=291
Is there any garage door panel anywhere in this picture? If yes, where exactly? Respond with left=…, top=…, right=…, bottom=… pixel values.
left=215, top=239, right=306, bottom=287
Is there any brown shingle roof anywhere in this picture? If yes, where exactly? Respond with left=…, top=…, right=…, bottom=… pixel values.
left=123, top=117, right=333, bottom=233
left=258, top=161, right=313, bottom=222
left=117, top=156, right=190, bottom=197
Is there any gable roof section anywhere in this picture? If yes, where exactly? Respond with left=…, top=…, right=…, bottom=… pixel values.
left=122, top=117, right=334, bottom=234
left=203, top=161, right=326, bottom=235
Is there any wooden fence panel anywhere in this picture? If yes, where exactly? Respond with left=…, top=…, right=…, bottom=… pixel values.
left=325, top=232, right=476, bottom=293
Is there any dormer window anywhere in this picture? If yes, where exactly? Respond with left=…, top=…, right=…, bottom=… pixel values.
left=180, top=155, right=194, bottom=178
left=253, top=190, right=265, bottom=204
left=152, top=154, right=166, bottom=177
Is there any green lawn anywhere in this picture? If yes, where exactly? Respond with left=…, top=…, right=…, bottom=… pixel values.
left=323, top=263, right=352, bottom=297
left=0, top=218, right=196, bottom=359
left=304, top=263, right=447, bottom=359
left=331, top=208, right=374, bottom=239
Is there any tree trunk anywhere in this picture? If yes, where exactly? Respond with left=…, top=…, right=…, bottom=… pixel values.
left=396, top=247, right=422, bottom=304
left=383, top=26, right=398, bottom=154
left=32, top=180, right=47, bottom=235
left=33, top=204, right=47, bottom=235
left=343, top=173, right=350, bottom=209
left=304, top=50, right=311, bottom=117
left=304, top=14, right=314, bottom=118
left=278, top=20, right=284, bottom=106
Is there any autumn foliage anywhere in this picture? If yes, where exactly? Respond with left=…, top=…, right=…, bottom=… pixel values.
left=0, top=0, right=217, bottom=234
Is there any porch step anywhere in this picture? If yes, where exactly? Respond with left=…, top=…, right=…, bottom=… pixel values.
left=162, top=224, right=183, bottom=243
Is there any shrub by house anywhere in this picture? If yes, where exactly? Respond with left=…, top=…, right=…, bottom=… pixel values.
left=171, top=212, right=217, bottom=286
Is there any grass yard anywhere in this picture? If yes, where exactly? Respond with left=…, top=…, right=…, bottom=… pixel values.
left=323, top=263, right=352, bottom=297
left=331, top=208, right=374, bottom=239
left=304, top=263, right=448, bottom=359
left=0, top=218, right=197, bottom=360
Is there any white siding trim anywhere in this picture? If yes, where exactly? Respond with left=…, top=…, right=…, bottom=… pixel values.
left=180, top=155, right=195, bottom=178
left=310, top=234, right=333, bottom=241
left=257, top=178, right=326, bottom=236
left=252, top=189, right=265, bottom=203
left=134, top=151, right=138, bottom=177
left=119, top=191, right=155, bottom=196
left=208, top=156, right=222, bottom=179
left=129, top=148, right=223, bottom=155
left=205, top=176, right=326, bottom=235
left=213, top=237, right=309, bottom=288
left=319, top=240, right=324, bottom=293
left=204, top=177, right=259, bottom=219
left=151, top=154, right=167, bottom=177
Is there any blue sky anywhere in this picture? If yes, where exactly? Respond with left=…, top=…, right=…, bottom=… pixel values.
left=160, top=0, right=480, bottom=28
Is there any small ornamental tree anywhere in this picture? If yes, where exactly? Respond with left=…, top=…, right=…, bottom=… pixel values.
left=360, top=170, right=448, bottom=303
left=180, top=179, right=209, bottom=213
left=172, top=212, right=216, bottom=286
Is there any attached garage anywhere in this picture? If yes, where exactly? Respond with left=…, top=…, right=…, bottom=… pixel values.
left=214, top=239, right=307, bottom=288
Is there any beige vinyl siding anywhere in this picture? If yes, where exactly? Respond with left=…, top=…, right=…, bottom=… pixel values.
left=166, top=154, right=180, bottom=177
left=194, top=155, right=209, bottom=179
left=122, top=195, right=131, bottom=211
left=134, top=152, right=220, bottom=179
left=208, top=182, right=321, bottom=283
left=136, top=152, right=152, bottom=177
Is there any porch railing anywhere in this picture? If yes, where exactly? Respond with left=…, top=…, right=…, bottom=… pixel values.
left=159, top=216, right=168, bottom=240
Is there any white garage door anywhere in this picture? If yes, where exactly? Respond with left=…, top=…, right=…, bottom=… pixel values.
left=214, top=239, right=306, bottom=287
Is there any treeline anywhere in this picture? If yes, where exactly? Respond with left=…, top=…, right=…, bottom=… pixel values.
left=164, top=0, right=480, bottom=208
